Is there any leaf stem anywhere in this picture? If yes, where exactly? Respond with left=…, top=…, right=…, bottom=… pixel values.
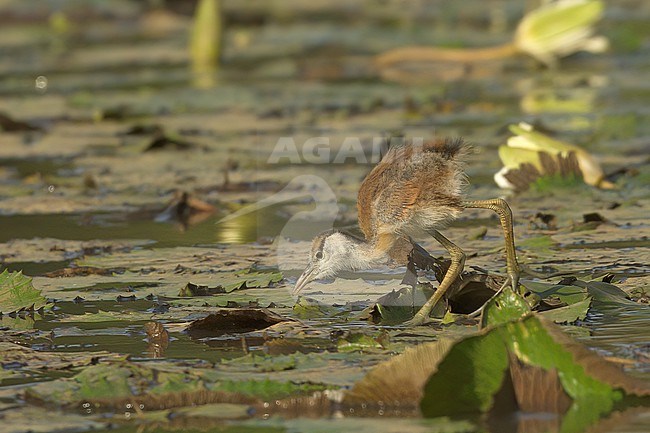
left=375, top=42, right=518, bottom=66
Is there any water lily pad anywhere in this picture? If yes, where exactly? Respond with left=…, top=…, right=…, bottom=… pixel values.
left=25, top=359, right=323, bottom=410
left=337, top=333, right=385, bottom=353
left=540, top=297, right=592, bottom=323
left=0, top=270, right=48, bottom=314
left=186, top=308, right=293, bottom=338
left=480, top=286, right=530, bottom=328
left=421, top=316, right=649, bottom=422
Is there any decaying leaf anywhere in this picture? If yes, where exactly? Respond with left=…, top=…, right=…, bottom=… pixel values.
left=186, top=308, right=294, bottom=338
left=0, top=270, right=48, bottom=314
left=155, top=190, right=216, bottom=229
left=0, top=111, right=42, bottom=132
left=344, top=338, right=456, bottom=408
left=144, top=321, right=169, bottom=359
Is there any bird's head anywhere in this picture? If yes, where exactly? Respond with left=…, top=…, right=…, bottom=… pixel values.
left=293, top=230, right=366, bottom=295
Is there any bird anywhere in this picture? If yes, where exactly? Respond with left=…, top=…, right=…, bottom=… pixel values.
left=294, top=137, right=520, bottom=325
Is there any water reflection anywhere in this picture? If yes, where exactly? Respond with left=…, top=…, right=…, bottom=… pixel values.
left=580, top=301, right=650, bottom=377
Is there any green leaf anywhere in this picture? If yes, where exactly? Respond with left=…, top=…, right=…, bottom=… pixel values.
left=292, top=297, right=342, bottom=319
left=540, top=297, right=592, bottom=323
left=337, top=333, right=384, bottom=353
left=571, top=280, right=635, bottom=305
left=480, top=286, right=531, bottom=328
left=26, top=363, right=151, bottom=405
left=0, top=270, right=48, bottom=314
left=421, top=328, right=509, bottom=415
left=523, top=280, right=590, bottom=305
left=222, top=269, right=284, bottom=292
left=419, top=315, right=648, bottom=423
left=26, top=360, right=324, bottom=408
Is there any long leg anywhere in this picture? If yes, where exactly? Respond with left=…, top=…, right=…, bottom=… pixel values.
left=408, top=230, right=466, bottom=326
left=463, top=198, right=520, bottom=292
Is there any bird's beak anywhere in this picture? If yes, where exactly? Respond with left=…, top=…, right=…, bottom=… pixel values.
left=293, top=263, right=316, bottom=296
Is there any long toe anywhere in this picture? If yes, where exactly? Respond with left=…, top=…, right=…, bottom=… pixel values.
left=509, top=271, right=521, bottom=294
left=404, top=314, right=433, bottom=327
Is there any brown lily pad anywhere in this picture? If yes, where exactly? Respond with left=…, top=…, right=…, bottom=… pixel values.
left=187, top=308, right=294, bottom=338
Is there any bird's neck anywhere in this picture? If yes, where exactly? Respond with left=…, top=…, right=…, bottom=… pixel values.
left=346, top=233, right=395, bottom=269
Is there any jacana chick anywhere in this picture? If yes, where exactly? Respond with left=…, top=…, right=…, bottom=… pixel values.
left=294, top=138, right=520, bottom=325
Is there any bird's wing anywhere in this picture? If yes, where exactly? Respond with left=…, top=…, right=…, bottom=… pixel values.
left=357, top=144, right=416, bottom=239
left=377, top=180, right=420, bottom=229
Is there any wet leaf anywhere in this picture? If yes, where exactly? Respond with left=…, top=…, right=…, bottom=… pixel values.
left=292, top=296, right=345, bottom=319
left=337, top=333, right=384, bottom=353
left=540, top=297, right=592, bottom=323
left=25, top=354, right=326, bottom=411
left=420, top=316, right=649, bottom=420
left=0, top=270, right=48, bottom=314
left=0, top=406, right=105, bottom=433
left=368, top=284, right=441, bottom=324
left=523, top=280, right=590, bottom=305
left=178, top=281, right=225, bottom=297
left=186, top=308, right=293, bottom=338
left=221, top=269, right=284, bottom=292
left=480, top=286, right=530, bottom=328
left=572, top=280, right=635, bottom=305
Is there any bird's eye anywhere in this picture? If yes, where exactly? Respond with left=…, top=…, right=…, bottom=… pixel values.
left=315, top=251, right=323, bottom=259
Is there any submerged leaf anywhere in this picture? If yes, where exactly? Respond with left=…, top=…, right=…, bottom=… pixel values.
left=0, top=270, right=48, bottom=314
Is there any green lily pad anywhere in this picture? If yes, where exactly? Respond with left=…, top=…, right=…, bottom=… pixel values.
left=221, top=269, right=284, bottom=292
left=0, top=270, right=48, bottom=314
left=540, top=297, right=592, bottom=324
left=480, top=286, right=531, bottom=328
left=26, top=360, right=325, bottom=409
left=337, top=333, right=384, bottom=353
left=523, top=280, right=590, bottom=305
left=420, top=315, right=649, bottom=423
left=572, top=280, right=635, bottom=305
left=292, top=296, right=345, bottom=319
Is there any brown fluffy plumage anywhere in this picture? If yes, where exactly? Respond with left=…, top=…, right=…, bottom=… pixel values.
left=357, top=138, right=469, bottom=258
